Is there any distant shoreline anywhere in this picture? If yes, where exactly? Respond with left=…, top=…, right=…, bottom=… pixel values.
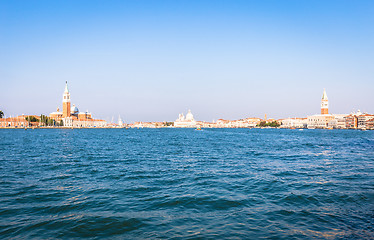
left=0, top=127, right=371, bottom=130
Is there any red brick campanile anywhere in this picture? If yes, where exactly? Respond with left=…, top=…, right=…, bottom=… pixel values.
left=321, top=89, right=328, bottom=115
left=62, top=81, right=71, bottom=118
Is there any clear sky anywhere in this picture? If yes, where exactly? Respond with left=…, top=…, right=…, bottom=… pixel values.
left=1, top=0, right=373, bottom=122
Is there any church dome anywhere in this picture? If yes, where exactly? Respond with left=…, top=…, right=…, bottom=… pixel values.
left=185, top=110, right=194, bottom=121
left=71, top=104, right=79, bottom=114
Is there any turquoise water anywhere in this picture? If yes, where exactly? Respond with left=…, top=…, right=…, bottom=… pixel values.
left=0, top=129, right=373, bottom=239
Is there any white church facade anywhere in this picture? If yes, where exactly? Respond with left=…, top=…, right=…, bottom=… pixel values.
left=174, top=110, right=197, bottom=128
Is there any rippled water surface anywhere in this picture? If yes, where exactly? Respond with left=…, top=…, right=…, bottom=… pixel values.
left=0, top=128, right=373, bottom=239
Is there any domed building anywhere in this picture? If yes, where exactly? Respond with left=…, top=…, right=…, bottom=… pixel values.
left=174, top=110, right=197, bottom=128
left=71, top=104, right=79, bottom=114
left=185, top=110, right=194, bottom=121
left=49, top=82, right=106, bottom=127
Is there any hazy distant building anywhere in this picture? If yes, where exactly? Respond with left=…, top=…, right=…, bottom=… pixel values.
left=174, top=110, right=197, bottom=128
left=215, top=118, right=261, bottom=128
left=281, top=118, right=308, bottom=128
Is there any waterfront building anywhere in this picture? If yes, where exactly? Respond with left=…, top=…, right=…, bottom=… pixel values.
left=307, top=89, right=337, bottom=129
left=214, top=118, right=262, bottom=128
left=357, top=113, right=374, bottom=129
left=215, top=119, right=231, bottom=128
left=307, top=114, right=335, bottom=129
left=174, top=110, right=197, bottom=128
left=344, top=114, right=358, bottom=129
left=227, top=119, right=246, bottom=128
left=128, top=121, right=166, bottom=128
left=49, top=82, right=106, bottom=127
left=0, top=115, right=29, bottom=128
left=280, top=118, right=308, bottom=128
left=327, top=114, right=348, bottom=129
left=238, top=118, right=262, bottom=127
left=196, top=121, right=215, bottom=128
left=307, top=89, right=352, bottom=129
left=366, top=118, right=374, bottom=130
left=246, top=118, right=262, bottom=126
left=343, top=110, right=363, bottom=129
left=0, top=115, right=49, bottom=128
left=343, top=111, right=374, bottom=129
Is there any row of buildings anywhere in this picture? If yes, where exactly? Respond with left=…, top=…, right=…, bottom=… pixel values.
left=0, top=115, right=31, bottom=128
left=279, top=89, right=374, bottom=130
left=48, top=82, right=106, bottom=128
left=278, top=111, right=374, bottom=130
left=127, top=89, right=373, bottom=130
left=1, top=87, right=373, bottom=129
left=1, top=82, right=107, bottom=128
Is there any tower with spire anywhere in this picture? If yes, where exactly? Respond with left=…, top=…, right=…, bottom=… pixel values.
left=321, top=88, right=328, bottom=115
left=62, top=81, right=71, bottom=118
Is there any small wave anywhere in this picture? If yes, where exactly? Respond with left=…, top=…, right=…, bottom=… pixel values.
left=3, top=215, right=148, bottom=239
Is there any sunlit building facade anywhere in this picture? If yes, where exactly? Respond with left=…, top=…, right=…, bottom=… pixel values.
left=308, top=89, right=338, bottom=128
left=49, top=82, right=106, bottom=127
left=174, top=110, right=197, bottom=128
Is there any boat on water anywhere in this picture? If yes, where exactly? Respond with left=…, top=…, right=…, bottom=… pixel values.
left=196, top=126, right=202, bottom=130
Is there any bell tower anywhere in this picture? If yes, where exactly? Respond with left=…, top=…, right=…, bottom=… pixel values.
left=321, top=88, right=328, bottom=115
left=62, top=81, right=71, bottom=117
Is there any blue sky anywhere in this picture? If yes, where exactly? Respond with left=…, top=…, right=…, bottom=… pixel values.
left=1, top=0, right=373, bottom=122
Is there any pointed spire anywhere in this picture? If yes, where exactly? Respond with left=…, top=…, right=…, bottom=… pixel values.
left=64, top=81, right=69, bottom=93
left=322, top=88, right=328, bottom=100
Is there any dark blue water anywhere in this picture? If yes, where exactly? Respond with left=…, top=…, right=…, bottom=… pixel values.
left=0, top=129, right=373, bottom=239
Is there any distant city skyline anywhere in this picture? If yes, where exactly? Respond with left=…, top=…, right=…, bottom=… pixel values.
left=1, top=0, right=373, bottom=122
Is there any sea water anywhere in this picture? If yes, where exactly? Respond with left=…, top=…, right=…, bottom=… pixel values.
left=0, top=128, right=373, bottom=239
